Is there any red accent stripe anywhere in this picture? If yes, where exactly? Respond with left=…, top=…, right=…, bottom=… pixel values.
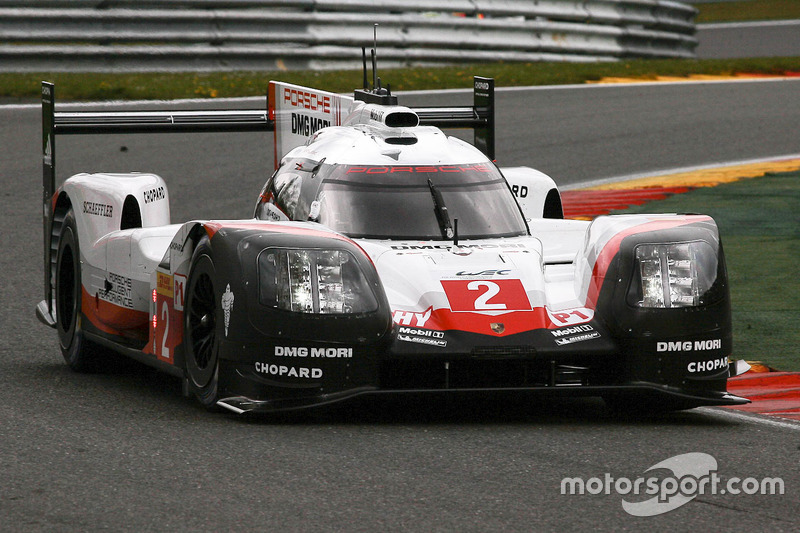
left=585, top=217, right=710, bottom=309
left=203, top=221, right=351, bottom=242
left=422, top=307, right=551, bottom=336
left=268, top=81, right=278, bottom=170
left=202, top=221, right=378, bottom=269
left=81, top=286, right=149, bottom=340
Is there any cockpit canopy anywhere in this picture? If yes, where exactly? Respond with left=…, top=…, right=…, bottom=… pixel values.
left=256, top=159, right=528, bottom=240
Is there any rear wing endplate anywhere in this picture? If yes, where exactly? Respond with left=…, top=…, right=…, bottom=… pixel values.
left=39, top=77, right=494, bottom=316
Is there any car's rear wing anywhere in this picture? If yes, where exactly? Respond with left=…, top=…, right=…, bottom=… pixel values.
left=39, top=77, right=494, bottom=318
left=267, top=77, right=494, bottom=165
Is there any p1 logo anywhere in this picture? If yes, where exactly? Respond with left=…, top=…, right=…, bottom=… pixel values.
left=548, top=308, right=594, bottom=327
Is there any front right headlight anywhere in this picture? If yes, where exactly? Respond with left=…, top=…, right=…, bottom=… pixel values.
left=258, top=248, right=378, bottom=314
left=628, top=241, right=719, bottom=308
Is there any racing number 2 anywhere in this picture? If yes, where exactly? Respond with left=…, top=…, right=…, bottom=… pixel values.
left=154, top=297, right=175, bottom=364
left=160, top=300, right=170, bottom=358
left=441, top=279, right=531, bottom=312
left=468, top=281, right=505, bottom=310
left=153, top=273, right=185, bottom=364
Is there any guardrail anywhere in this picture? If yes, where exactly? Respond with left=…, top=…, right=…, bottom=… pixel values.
left=0, top=1, right=698, bottom=71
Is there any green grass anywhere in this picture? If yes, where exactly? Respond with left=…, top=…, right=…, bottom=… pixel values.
left=619, top=171, right=800, bottom=371
left=2, top=56, right=800, bottom=102
left=694, top=0, right=800, bottom=23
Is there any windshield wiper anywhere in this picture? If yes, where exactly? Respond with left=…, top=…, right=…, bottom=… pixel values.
left=427, top=179, right=454, bottom=239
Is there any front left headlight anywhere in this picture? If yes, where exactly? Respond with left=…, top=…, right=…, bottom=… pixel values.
left=258, top=248, right=378, bottom=314
left=629, top=241, right=719, bottom=308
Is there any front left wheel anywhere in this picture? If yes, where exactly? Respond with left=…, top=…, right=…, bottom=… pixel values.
left=184, top=244, right=220, bottom=408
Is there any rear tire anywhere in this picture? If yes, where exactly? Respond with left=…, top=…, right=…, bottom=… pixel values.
left=55, top=209, right=101, bottom=372
left=184, top=242, right=220, bottom=408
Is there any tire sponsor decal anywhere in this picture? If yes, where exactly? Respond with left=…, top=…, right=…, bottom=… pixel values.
left=397, top=326, right=447, bottom=347
left=550, top=323, right=601, bottom=345
left=555, top=332, right=601, bottom=346
left=221, top=284, right=234, bottom=337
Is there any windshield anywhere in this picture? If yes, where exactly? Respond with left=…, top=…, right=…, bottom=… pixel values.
left=316, top=164, right=528, bottom=240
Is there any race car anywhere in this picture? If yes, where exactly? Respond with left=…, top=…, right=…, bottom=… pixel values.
left=36, top=72, right=749, bottom=414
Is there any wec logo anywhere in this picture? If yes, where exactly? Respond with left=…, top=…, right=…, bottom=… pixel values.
left=455, top=269, right=510, bottom=277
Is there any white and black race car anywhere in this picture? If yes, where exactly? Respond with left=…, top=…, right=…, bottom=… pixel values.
left=36, top=72, right=749, bottom=414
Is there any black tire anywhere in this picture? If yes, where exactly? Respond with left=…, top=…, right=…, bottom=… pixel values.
left=55, top=209, right=101, bottom=372
left=184, top=243, right=221, bottom=408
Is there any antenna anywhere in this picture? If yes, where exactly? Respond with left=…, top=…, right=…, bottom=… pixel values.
left=353, top=23, right=398, bottom=105
left=361, top=47, right=368, bottom=90
left=373, top=23, right=378, bottom=90
left=371, top=50, right=377, bottom=93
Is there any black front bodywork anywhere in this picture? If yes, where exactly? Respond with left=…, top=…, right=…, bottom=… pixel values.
left=201, top=220, right=747, bottom=414
left=204, top=227, right=394, bottom=411
left=592, top=220, right=736, bottom=404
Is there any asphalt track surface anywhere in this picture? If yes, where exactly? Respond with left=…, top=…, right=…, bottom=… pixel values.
left=697, top=20, right=800, bottom=59
left=2, top=79, right=800, bottom=531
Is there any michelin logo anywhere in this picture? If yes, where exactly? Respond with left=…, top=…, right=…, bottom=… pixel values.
left=397, top=327, right=447, bottom=347
left=555, top=332, right=600, bottom=346
left=398, top=335, right=447, bottom=347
